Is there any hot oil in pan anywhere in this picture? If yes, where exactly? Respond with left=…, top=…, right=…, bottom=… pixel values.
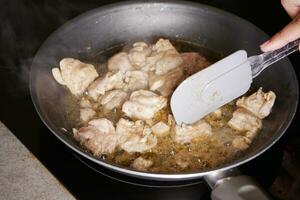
left=65, top=40, right=244, bottom=173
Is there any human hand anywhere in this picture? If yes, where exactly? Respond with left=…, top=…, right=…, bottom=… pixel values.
left=260, top=0, right=300, bottom=52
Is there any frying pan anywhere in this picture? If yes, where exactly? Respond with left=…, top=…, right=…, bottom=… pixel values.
left=30, top=1, right=298, bottom=199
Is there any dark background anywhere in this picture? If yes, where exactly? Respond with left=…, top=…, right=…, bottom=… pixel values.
left=0, top=0, right=299, bottom=199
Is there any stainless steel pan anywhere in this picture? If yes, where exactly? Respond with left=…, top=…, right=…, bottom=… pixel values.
left=30, top=1, right=298, bottom=199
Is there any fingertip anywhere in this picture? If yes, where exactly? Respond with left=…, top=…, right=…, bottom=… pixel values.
left=260, top=40, right=271, bottom=52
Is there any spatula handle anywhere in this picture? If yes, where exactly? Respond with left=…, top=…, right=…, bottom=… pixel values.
left=250, top=38, right=300, bottom=78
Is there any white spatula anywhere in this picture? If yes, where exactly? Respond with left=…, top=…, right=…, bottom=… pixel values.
left=171, top=39, right=300, bottom=124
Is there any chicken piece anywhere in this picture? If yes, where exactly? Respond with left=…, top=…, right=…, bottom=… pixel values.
left=149, top=67, right=184, bottom=96
left=212, top=109, right=222, bottom=119
left=80, top=108, right=96, bottom=122
left=73, top=118, right=117, bottom=155
left=132, top=157, right=153, bottom=171
left=108, top=52, right=133, bottom=72
left=180, top=52, right=211, bottom=76
left=152, top=39, right=182, bottom=75
left=88, top=71, right=124, bottom=101
left=123, top=70, right=149, bottom=91
left=151, top=122, right=170, bottom=137
left=116, top=118, right=157, bottom=153
left=174, top=120, right=212, bottom=144
left=141, top=39, right=182, bottom=74
left=88, top=118, right=116, bottom=134
left=80, top=97, right=93, bottom=108
left=52, top=58, right=98, bottom=96
left=175, top=155, right=190, bottom=169
left=228, top=108, right=262, bottom=133
left=122, top=90, right=167, bottom=120
left=141, top=52, right=164, bottom=72
left=100, top=90, right=127, bottom=110
left=154, top=53, right=183, bottom=75
left=152, top=39, right=176, bottom=53
left=236, top=88, right=276, bottom=119
left=128, top=42, right=152, bottom=68
left=116, top=118, right=144, bottom=143
left=232, top=136, right=251, bottom=150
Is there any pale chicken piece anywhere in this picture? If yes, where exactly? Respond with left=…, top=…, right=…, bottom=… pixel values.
left=141, top=52, right=164, bottom=72
left=88, top=118, right=116, bottom=134
left=132, top=157, right=153, bottom=171
left=152, top=39, right=176, bottom=53
left=108, top=52, right=134, bottom=72
left=141, top=39, right=182, bottom=74
left=128, top=42, right=152, bottom=68
left=80, top=97, right=93, bottom=108
left=228, top=108, right=262, bottom=133
left=154, top=53, right=183, bottom=75
left=151, top=122, right=170, bottom=137
left=149, top=67, right=184, bottom=96
left=236, top=88, right=276, bottom=119
left=122, top=90, right=167, bottom=120
left=232, top=136, right=252, bottom=150
left=52, top=58, right=98, bottom=96
left=116, top=118, right=144, bottom=143
left=123, top=70, right=149, bottom=92
left=121, top=133, right=157, bottom=153
left=174, top=120, right=212, bottom=144
left=80, top=108, right=96, bottom=122
left=73, top=118, right=117, bottom=155
left=88, top=71, right=124, bottom=101
left=116, top=118, right=157, bottom=153
left=100, top=90, right=127, bottom=110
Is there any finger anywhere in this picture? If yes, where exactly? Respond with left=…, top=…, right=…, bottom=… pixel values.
left=260, top=13, right=300, bottom=52
left=281, top=0, right=300, bottom=18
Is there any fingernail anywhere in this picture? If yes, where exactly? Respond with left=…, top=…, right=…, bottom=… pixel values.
left=260, top=40, right=270, bottom=48
left=260, top=40, right=270, bottom=51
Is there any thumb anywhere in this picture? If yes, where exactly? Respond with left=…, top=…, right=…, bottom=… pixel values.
left=260, top=13, right=300, bottom=52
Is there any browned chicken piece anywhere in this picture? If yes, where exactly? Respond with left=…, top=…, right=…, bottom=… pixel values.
left=123, top=70, right=149, bottom=92
left=100, top=89, right=127, bottom=110
left=180, top=52, right=211, bottom=76
left=108, top=52, right=134, bottom=72
left=116, top=118, right=157, bottom=153
left=228, top=108, right=262, bottom=133
left=212, top=108, right=222, bottom=119
left=73, top=118, right=118, bottom=155
left=88, top=71, right=124, bottom=101
left=80, top=108, right=96, bottom=122
left=132, top=157, right=153, bottom=171
left=122, top=90, right=167, bottom=120
left=52, top=58, right=98, bottom=96
left=151, top=122, right=170, bottom=137
left=174, top=120, right=212, bottom=144
left=128, top=42, right=152, bottom=68
left=236, top=88, right=276, bottom=119
left=149, top=67, right=184, bottom=96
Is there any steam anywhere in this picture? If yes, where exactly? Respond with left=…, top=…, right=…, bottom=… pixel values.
left=0, top=0, right=98, bottom=96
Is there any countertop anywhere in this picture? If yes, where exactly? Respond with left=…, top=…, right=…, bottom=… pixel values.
left=0, top=122, right=76, bottom=200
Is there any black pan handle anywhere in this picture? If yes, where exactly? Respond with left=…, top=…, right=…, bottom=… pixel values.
left=204, top=168, right=272, bottom=200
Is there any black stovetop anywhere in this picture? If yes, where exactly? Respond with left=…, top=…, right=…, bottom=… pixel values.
left=1, top=0, right=300, bottom=199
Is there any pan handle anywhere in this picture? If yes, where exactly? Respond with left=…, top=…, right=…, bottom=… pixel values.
left=204, top=168, right=272, bottom=200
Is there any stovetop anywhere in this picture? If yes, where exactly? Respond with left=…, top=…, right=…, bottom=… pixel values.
left=1, top=0, right=300, bottom=199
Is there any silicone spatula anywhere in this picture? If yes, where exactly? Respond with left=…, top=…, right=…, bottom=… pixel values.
left=171, top=39, right=300, bottom=125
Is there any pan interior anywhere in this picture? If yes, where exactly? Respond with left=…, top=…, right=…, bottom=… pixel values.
left=30, top=1, right=298, bottom=180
